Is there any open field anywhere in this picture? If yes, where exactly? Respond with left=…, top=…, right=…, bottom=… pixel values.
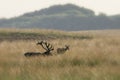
left=0, top=29, right=120, bottom=80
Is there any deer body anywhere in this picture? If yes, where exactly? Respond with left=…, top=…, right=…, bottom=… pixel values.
left=24, top=52, right=41, bottom=57
left=24, top=41, right=54, bottom=57
left=57, top=45, right=69, bottom=54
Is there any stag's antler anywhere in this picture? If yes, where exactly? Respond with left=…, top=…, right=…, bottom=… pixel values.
left=44, top=41, right=54, bottom=51
left=37, top=41, right=54, bottom=54
left=37, top=41, right=47, bottom=50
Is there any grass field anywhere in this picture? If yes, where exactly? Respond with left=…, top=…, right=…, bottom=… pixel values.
left=0, top=29, right=120, bottom=80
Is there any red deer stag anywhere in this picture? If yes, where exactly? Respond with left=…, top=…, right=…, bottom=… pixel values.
left=24, top=41, right=54, bottom=57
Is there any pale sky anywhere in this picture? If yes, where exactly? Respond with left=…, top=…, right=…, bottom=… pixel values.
left=0, top=0, right=120, bottom=18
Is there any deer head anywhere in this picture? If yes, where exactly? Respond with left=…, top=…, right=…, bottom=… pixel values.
left=65, top=45, right=69, bottom=50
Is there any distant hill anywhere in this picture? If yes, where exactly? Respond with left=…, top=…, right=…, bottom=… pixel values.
left=23, top=4, right=95, bottom=17
left=0, top=4, right=120, bottom=30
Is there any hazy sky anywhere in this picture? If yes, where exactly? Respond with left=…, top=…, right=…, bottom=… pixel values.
left=0, top=0, right=120, bottom=18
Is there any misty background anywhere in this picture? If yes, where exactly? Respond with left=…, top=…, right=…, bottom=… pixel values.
left=0, top=4, right=120, bottom=31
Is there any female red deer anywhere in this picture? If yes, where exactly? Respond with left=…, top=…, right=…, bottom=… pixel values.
left=57, top=45, right=69, bottom=54
left=24, top=41, right=54, bottom=57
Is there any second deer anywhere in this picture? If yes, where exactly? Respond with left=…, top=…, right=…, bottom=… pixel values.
left=57, top=45, right=69, bottom=54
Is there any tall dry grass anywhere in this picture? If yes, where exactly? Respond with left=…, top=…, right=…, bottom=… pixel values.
left=0, top=29, right=120, bottom=80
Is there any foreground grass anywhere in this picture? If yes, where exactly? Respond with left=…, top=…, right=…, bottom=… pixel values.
left=0, top=29, right=120, bottom=80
